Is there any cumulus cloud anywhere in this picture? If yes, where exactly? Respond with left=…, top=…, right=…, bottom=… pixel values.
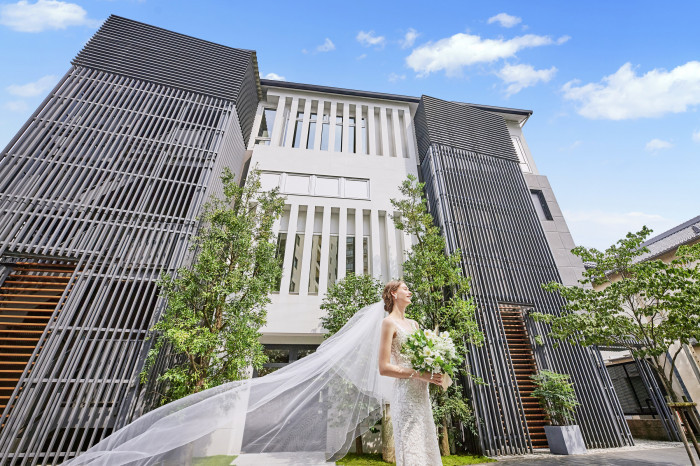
left=7, top=74, right=57, bottom=97
left=263, top=72, right=285, bottom=81
left=645, top=138, right=673, bottom=152
left=3, top=100, right=29, bottom=112
left=0, top=0, right=100, bottom=32
left=693, top=130, right=700, bottom=143
left=316, top=38, right=335, bottom=52
left=388, top=73, right=406, bottom=83
left=562, top=61, right=700, bottom=120
left=497, top=63, right=556, bottom=96
left=400, top=28, right=419, bottom=49
left=564, top=210, right=675, bottom=251
left=487, top=13, right=522, bottom=28
left=356, top=30, right=385, bottom=48
left=406, top=32, right=565, bottom=77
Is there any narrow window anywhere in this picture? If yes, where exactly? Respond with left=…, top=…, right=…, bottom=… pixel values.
left=363, top=236, right=370, bottom=275
left=348, top=116, right=356, bottom=153
left=308, top=234, right=322, bottom=293
left=292, top=111, right=304, bottom=148
left=320, top=112, right=330, bottom=150
left=289, top=233, right=305, bottom=292
left=273, top=233, right=287, bottom=291
left=255, top=108, right=276, bottom=145
left=307, top=113, right=317, bottom=149
left=334, top=116, right=343, bottom=152
left=361, top=116, right=367, bottom=155
left=346, top=236, right=355, bottom=274
left=530, top=190, right=553, bottom=221
left=328, top=235, right=339, bottom=285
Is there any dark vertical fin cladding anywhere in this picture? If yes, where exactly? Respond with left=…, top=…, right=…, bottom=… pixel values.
left=0, top=15, right=255, bottom=463
left=415, top=95, right=633, bottom=456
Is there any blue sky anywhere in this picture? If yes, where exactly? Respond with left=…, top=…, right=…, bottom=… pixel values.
left=1, top=0, right=698, bottom=250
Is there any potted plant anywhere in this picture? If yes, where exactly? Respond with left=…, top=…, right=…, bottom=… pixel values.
left=530, top=370, right=587, bottom=455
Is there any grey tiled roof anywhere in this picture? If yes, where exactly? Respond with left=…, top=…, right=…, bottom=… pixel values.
left=637, top=215, right=700, bottom=261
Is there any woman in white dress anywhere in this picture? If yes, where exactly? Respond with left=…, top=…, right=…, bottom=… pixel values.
left=378, top=280, right=443, bottom=466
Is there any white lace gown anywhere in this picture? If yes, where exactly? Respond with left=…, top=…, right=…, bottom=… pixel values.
left=390, top=324, right=443, bottom=466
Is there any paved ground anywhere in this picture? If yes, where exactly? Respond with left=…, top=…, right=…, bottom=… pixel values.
left=497, top=445, right=698, bottom=465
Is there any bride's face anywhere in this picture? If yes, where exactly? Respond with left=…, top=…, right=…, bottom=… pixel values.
left=393, top=283, right=412, bottom=307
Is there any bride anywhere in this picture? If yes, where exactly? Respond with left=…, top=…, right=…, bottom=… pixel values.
left=65, top=281, right=444, bottom=465
left=379, top=280, right=443, bottom=466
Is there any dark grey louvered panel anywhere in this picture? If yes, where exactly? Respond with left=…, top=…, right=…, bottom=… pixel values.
left=0, top=65, right=246, bottom=465
left=73, top=15, right=261, bottom=144
left=420, top=143, right=633, bottom=456
left=416, top=95, right=518, bottom=162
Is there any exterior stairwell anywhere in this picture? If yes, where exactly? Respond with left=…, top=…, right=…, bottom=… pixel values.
left=500, top=306, right=549, bottom=449
left=0, top=262, right=74, bottom=428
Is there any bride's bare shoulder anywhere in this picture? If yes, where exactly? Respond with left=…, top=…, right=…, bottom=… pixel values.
left=407, top=318, right=420, bottom=330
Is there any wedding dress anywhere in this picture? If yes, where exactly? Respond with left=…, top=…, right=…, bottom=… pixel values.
left=64, top=302, right=395, bottom=465
left=390, top=323, right=442, bottom=466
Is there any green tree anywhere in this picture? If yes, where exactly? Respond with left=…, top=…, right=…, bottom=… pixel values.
left=532, top=227, right=700, bottom=404
left=320, top=273, right=383, bottom=338
left=141, top=167, right=285, bottom=404
left=320, top=273, right=383, bottom=455
left=391, top=174, right=484, bottom=456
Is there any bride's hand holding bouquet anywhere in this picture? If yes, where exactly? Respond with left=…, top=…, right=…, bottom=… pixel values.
left=402, top=327, right=462, bottom=391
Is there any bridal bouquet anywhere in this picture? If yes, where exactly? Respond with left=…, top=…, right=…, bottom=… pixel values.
left=402, top=328, right=462, bottom=391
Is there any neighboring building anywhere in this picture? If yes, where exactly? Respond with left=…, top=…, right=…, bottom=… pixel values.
left=0, top=15, right=632, bottom=464
left=600, top=215, right=700, bottom=440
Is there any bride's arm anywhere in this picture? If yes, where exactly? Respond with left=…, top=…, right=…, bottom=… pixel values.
left=378, top=319, right=442, bottom=385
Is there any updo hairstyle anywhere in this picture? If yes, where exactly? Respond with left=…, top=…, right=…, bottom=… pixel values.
left=382, top=280, right=404, bottom=313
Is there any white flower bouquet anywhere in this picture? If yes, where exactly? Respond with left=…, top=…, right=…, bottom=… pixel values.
left=401, top=328, right=462, bottom=391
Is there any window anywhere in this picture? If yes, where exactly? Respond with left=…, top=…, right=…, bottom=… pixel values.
left=346, top=236, right=355, bottom=274
left=334, top=115, right=343, bottom=152
left=360, top=116, right=367, bottom=155
left=308, top=234, right=322, bottom=293
left=273, top=233, right=287, bottom=291
left=530, top=190, right=553, bottom=221
left=307, top=113, right=317, bottom=149
left=289, top=233, right=304, bottom=292
left=255, top=108, right=276, bottom=145
left=254, top=345, right=319, bottom=377
left=328, top=235, right=339, bottom=286
left=320, top=112, right=330, bottom=150
left=363, top=236, right=370, bottom=275
left=348, top=116, right=356, bottom=153
left=292, top=110, right=304, bottom=148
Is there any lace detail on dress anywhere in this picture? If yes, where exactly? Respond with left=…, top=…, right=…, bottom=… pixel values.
left=390, top=324, right=442, bottom=466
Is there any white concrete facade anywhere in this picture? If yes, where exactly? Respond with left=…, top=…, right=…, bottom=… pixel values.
left=247, top=86, right=420, bottom=345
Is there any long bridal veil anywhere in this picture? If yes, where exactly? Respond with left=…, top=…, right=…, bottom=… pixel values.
left=65, top=301, right=393, bottom=465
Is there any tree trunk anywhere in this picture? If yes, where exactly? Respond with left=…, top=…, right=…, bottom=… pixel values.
left=439, top=417, right=450, bottom=456
left=355, top=435, right=364, bottom=455
left=382, top=404, right=395, bottom=463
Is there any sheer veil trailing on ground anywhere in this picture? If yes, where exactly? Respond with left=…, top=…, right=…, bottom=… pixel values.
left=64, top=302, right=393, bottom=465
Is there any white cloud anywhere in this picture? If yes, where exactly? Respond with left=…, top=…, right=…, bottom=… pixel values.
left=497, top=63, right=556, bottom=96
left=400, top=28, right=418, bottom=49
left=406, top=32, right=565, bottom=77
left=3, top=100, right=28, bottom=112
left=388, top=73, right=406, bottom=83
left=562, top=61, right=700, bottom=120
left=487, top=13, right=522, bottom=28
left=263, top=72, right=285, bottom=81
left=356, top=54, right=367, bottom=60
left=556, top=35, right=571, bottom=45
left=316, top=38, right=335, bottom=52
left=564, top=210, right=676, bottom=251
left=356, top=30, right=385, bottom=48
left=645, top=138, right=673, bottom=152
left=7, top=74, right=57, bottom=97
left=692, top=130, right=700, bottom=143
left=0, top=0, right=100, bottom=32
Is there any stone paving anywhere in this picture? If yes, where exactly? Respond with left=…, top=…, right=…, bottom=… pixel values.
left=495, top=440, right=698, bottom=465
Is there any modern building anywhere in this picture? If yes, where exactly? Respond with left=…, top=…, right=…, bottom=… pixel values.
left=0, top=15, right=634, bottom=464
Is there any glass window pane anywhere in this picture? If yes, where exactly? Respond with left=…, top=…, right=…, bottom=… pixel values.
left=308, top=234, right=322, bottom=293
left=307, top=113, right=317, bottom=149
left=265, top=348, right=289, bottom=364
left=315, top=177, right=339, bottom=196
left=361, top=118, right=367, bottom=154
left=328, top=235, right=339, bottom=286
left=320, top=117, right=330, bottom=150
left=335, top=116, right=343, bottom=152
left=274, top=233, right=287, bottom=291
left=258, top=108, right=276, bottom=138
left=349, top=126, right=355, bottom=153
left=346, top=236, right=355, bottom=274
left=530, top=190, right=553, bottom=221
left=345, top=179, right=369, bottom=199
left=289, top=233, right=305, bottom=292
left=363, top=236, right=370, bottom=275
left=285, top=175, right=310, bottom=194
